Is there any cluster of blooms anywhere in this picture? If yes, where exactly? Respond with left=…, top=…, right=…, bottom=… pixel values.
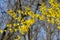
left=40, top=0, right=60, bottom=29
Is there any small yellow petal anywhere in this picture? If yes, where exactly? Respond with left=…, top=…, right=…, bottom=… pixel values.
left=13, top=23, right=17, bottom=27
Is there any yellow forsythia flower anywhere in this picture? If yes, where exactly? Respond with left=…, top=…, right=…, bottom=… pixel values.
left=17, top=35, right=21, bottom=39
left=49, top=0, right=55, bottom=3
left=14, top=29, right=18, bottom=32
left=39, top=15, right=45, bottom=21
left=51, top=18, right=54, bottom=24
left=0, top=30, right=3, bottom=33
left=47, top=18, right=51, bottom=23
left=6, top=24, right=12, bottom=27
left=12, top=13, right=17, bottom=18
left=13, top=23, right=17, bottom=27
left=35, top=14, right=40, bottom=18
left=56, top=13, right=60, bottom=18
left=17, top=23, right=20, bottom=26
left=7, top=9, right=13, bottom=16
left=20, top=25, right=28, bottom=34
left=15, top=17, right=21, bottom=22
left=25, top=19, right=35, bottom=25
left=25, top=6, right=31, bottom=11
left=4, top=30, right=7, bottom=32
left=14, top=38, right=19, bottom=40
left=57, top=26, right=60, bottom=29
left=17, top=10, right=23, bottom=14
left=48, top=8, right=53, bottom=14
left=7, top=9, right=17, bottom=18
left=56, top=18, right=60, bottom=24
left=9, top=28, right=13, bottom=33
left=28, top=11, right=34, bottom=17
left=58, top=9, right=60, bottom=13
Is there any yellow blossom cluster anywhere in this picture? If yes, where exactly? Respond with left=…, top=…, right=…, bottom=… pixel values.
left=40, top=0, right=60, bottom=29
left=14, top=35, right=21, bottom=40
left=6, top=8, right=36, bottom=35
